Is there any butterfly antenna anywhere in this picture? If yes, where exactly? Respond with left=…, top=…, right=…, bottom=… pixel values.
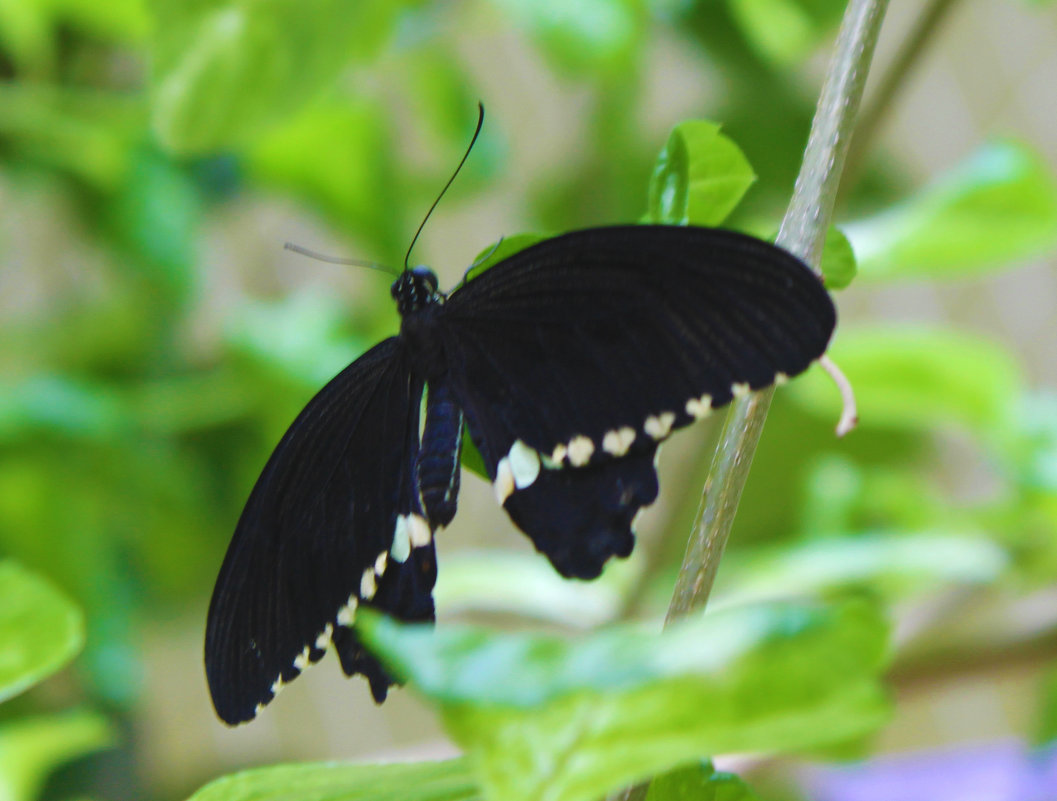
left=284, top=242, right=400, bottom=277
left=403, top=102, right=485, bottom=272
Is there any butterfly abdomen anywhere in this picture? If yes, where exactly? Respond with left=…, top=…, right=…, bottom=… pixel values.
left=417, top=381, right=463, bottom=527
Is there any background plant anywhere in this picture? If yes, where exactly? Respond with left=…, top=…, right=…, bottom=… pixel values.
left=1, top=1, right=1056, bottom=800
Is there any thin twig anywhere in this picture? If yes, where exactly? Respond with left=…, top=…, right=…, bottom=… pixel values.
left=664, top=388, right=775, bottom=623
left=669, top=0, right=889, bottom=622
left=607, top=1, right=891, bottom=798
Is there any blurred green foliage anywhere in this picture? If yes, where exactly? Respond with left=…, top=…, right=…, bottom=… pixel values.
left=0, top=711, right=114, bottom=801
left=645, top=762, right=761, bottom=801
left=188, top=758, right=480, bottom=801
left=1, top=1, right=1056, bottom=800
left=0, top=561, right=83, bottom=704
left=0, top=561, right=114, bottom=801
left=846, top=140, right=1057, bottom=281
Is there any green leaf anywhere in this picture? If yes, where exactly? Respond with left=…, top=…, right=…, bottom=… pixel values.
left=224, top=291, right=367, bottom=386
left=0, top=0, right=147, bottom=76
left=845, top=141, right=1057, bottom=280
left=647, top=121, right=756, bottom=226
left=0, top=0, right=55, bottom=76
left=1005, top=393, right=1057, bottom=492
left=0, top=84, right=143, bottom=190
left=126, top=368, right=256, bottom=434
left=103, top=147, right=203, bottom=303
left=727, top=0, right=815, bottom=65
left=401, top=46, right=487, bottom=156
left=0, top=713, right=115, bottom=801
left=459, top=426, right=489, bottom=480
left=819, top=226, right=857, bottom=289
left=246, top=98, right=404, bottom=256
left=149, top=0, right=410, bottom=153
left=463, top=233, right=547, bottom=285
left=186, top=757, right=480, bottom=801
left=434, top=550, right=634, bottom=627
left=358, top=600, right=890, bottom=801
left=646, top=762, right=761, bottom=801
left=1034, top=664, right=1057, bottom=746
left=787, top=326, right=1023, bottom=435
left=51, top=0, right=150, bottom=42
left=796, top=456, right=966, bottom=536
left=487, top=0, right=644, bottom=75
left=0, top=561, right=85, bottom=704
left=723, top=532, right=1008, bottom=606
left=0, top=375, right=127, bottom=441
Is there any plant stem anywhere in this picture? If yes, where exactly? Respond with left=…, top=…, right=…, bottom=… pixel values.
left=608, top=0, right=890, bottom=798
left=664, top=388, right=774, bottom=622
left=668, top=0, right=890, bottom=622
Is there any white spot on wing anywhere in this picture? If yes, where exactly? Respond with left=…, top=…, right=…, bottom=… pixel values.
left=550, top=443, right=568, bottom=465
left=315, top=623, right=333, bottom=651
left=507, top=440, right=541, bottom=489
left=374, top=551, right=388, bottom=576
left=644, top=411, right=675, bottom=439
left=293, top=645, right=310, bottom=672
left=686, top=394, right=713, bottom=419
left=732, top=382, right=751, bottom=398
left=775, top=372, right=789, bottom=386
left=494, top=457, right=515, bottom=504
left=391, top=515, right=411, bottom=563
left=270, top=678, right=284, bottom=697
left=337, top=595, right=358, bottom=626
left=408, top=513, right=432, bottom=547
left=360, top=568, right=377, bottom=600
left=567, top=435, right=594, bottom=467
left=602, top=426, right=636, bottom=456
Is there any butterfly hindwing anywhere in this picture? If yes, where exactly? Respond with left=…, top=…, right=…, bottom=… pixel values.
left=205, top=338, right=436, bottom=724
left=438, top=225, right=835, bottom=577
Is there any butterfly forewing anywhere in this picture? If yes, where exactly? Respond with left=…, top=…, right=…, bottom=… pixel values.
left=440, top=226, right=833, bottom=461
left=436, top=225, right=835, bottom=577
left=205, top=338, right=436, bottom=725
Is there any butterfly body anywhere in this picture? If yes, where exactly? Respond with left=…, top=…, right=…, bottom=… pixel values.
left=206, top=224, right=836, bottom=725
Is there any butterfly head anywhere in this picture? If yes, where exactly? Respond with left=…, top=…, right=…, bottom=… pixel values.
left=392, top=266, right=442, bottom=316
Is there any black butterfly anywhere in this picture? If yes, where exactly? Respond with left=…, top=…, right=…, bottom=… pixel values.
left=204, top=222, right=836, bottom=725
